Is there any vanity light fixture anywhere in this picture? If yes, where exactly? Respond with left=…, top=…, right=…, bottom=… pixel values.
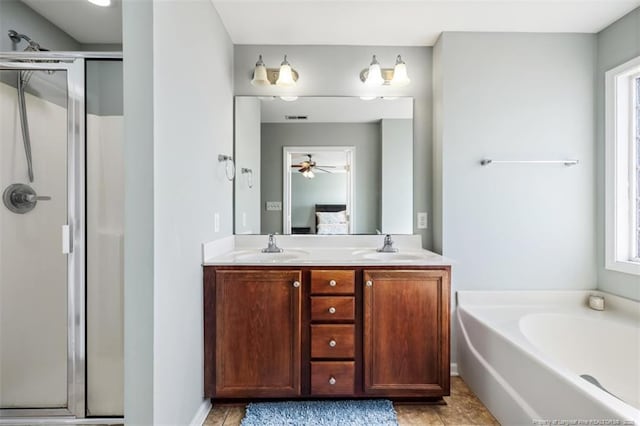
left=250, top=54, right=299, bottom=87
left=280, top=96, right=299, bottom=102
left=87, top=0, right=111, bottom=6
left=360, top=54, right=410, bottom=87
left=251, top=55, right=270, bottom=86
left=390, top=55, right=410, bottom=87
left=364, top=55, right=384, bottom=86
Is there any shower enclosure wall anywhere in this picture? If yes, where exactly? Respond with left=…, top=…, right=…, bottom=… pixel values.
left=0, top=52, right=123, bottom=421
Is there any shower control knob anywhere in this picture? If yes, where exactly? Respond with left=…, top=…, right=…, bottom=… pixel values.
left=3, top=183, right=51, bottom=214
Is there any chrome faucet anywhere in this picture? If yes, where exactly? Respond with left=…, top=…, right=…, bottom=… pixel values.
left=377, top=234, right=398, bottom=253
left=262, top=233, right=283, bottom=253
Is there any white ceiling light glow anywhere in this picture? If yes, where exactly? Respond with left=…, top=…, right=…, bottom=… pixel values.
left=87, top=0, right=111, bottom=6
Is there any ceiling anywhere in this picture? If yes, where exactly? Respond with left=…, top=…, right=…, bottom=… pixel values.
left=17, top=0, right=640, bottom=46
left=213, top=0, right=640, bottom=46
left=20, top=0, right=122, bottom=44
left=259, top=97, right=413, bottom=123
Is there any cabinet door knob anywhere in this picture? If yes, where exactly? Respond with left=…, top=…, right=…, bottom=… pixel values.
left=329, top=279, right=337, bottom=287
left=329, top=339, right=337, bottom=347
left=328, top=307, right=336, bottom=314
left=293, top=281, right=300, bottom=288
left=366, top=280, right=373, bottom=287
left=328, top=376, right=337, bottom=385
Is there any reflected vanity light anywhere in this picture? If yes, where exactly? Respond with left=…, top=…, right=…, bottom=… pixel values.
left=360, top=54, right=410, bottom=87
left=250, top=54, right=299, bottom=87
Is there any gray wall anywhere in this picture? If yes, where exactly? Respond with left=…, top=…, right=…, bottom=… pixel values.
left=122, top=1, right=154, bottom=424
left=235, top=45, right=432, bottom=246
left=596, top=7, right=640, bottom=301
left=0, top=0, right=122, bottom=52
left=0, top=0, right=79, bottom=52
left=433, top=32, right=597, bottom=361
left=261, top=122, right=380, bottom=234
left=234, top=97, right=262, bottom=234
left=123, top=0, right=234, bottom=424
left=292, top=172, right=348, bottom=231
left=86, top=60, right=124, bottom=116
left=381, top=119, right=413, bottom=234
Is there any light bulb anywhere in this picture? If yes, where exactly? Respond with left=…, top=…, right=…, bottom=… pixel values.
left=276, top=55, right=296, bottom=87
left=364, top=55, right=384, bottom=86
left=390, top=55, right=410, bottom=87
left=251, top=55, right=270, bottom=86
left=280, top=96, right=298, bottom=102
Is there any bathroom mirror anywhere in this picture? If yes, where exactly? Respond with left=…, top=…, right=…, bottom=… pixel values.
left=234, top=96, right=413, bottom=235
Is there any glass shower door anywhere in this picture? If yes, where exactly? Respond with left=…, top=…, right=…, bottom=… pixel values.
left=0, top=60, right=84, bottom=418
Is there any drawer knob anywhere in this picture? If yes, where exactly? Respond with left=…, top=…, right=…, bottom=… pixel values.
left=366, top=280, right=373, bottom=287
left=328, top=307, right=336, bottom=314
left=329, top=279, right=337, bottom=287
left=328, top=339, right=337, bottom=347
left=293, top=281, right=300, bottom=288
left=328, top=376, right=337, bottom=385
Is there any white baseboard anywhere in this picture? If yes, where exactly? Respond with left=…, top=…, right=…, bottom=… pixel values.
left=451, top=362, right=459, bottom=376
left=190, top=399, right=212, bottom=426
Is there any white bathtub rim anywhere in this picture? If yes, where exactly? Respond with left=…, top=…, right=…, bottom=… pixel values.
left=457, top=303, right=640, bottom=422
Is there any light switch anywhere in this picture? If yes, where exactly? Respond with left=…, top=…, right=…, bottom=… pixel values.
left=266, top=201, right=282, bottom=211
left=417, top=212, right=428, bottom=229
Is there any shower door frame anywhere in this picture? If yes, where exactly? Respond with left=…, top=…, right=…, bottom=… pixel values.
left=0, top=54, right=86, bottom=419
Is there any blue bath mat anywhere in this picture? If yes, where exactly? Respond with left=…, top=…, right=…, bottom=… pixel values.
left=240, top=399, right=398, bottom=426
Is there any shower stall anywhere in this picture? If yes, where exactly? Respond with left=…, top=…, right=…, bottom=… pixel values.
left=0, top=45, right=123, bottom=422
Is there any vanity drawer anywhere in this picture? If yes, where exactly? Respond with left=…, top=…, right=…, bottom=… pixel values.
left=311, top=324, right=355, bottom=358
left=311, top=297, right=355, bottom=321
left=311, top=361, right=355, bottom=395
left=311, top=270, right=355, bottom=295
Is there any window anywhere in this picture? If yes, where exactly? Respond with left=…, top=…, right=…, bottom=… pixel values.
left=605, top=56, right=640, bottom=275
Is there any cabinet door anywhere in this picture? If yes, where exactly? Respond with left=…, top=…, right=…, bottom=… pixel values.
left=363, top=270, right=450, bottom=397
left=215, top=270, right=302, bottom=397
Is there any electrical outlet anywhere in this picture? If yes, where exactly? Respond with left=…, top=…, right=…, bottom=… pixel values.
left=214, top=213, right=220, bottom=232
left=266, top=201, right=282, bottom=211
left=417, top=212, right=428, bottom=229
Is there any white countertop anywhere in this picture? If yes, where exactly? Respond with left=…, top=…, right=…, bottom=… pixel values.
left=202, top=235, right=452, bottom=266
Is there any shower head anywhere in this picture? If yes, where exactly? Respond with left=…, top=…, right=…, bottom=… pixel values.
left=8, top=30, right=49, bottom=52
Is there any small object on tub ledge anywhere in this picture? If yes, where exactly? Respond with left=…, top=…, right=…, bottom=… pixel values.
left=588, top=294, right=605, bottom=311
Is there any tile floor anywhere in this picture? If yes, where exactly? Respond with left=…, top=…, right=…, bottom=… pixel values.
left=204, top=377, right=500, bottom=425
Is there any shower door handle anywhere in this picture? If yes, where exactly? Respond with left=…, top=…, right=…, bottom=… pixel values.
left=62, top=224, right=73, bottom=254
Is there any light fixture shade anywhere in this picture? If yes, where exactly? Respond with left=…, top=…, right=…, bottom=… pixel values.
left=88, top=0, right=111, bottom=6
left=251, top=55, right=270, bottom=86
left=364, top=55, right=384, bottom=86
left=391, top=55, right=410, bottom=87
left=276, top=55, right=296, bottom=87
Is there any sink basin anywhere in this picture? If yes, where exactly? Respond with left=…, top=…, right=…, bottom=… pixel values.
left=231, top=249, right=309, bottom=263
left=352, top=250, right=426, bottom=262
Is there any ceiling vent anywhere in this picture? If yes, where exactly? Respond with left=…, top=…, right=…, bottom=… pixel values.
left=285, top=115, right=308, bottom=120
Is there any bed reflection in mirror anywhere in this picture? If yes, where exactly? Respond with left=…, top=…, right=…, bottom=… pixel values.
left=234, top=96, right=413, bottom=235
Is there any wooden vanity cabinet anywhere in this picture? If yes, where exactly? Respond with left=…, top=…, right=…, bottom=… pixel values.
left=204, top=266, right=450, bottom=400
left=363, top=270, right=450, bottom=397
left=204, top=269, right=302, bottom=398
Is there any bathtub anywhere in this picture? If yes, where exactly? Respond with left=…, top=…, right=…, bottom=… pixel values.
left=456, top=290, right=640, bottom=425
